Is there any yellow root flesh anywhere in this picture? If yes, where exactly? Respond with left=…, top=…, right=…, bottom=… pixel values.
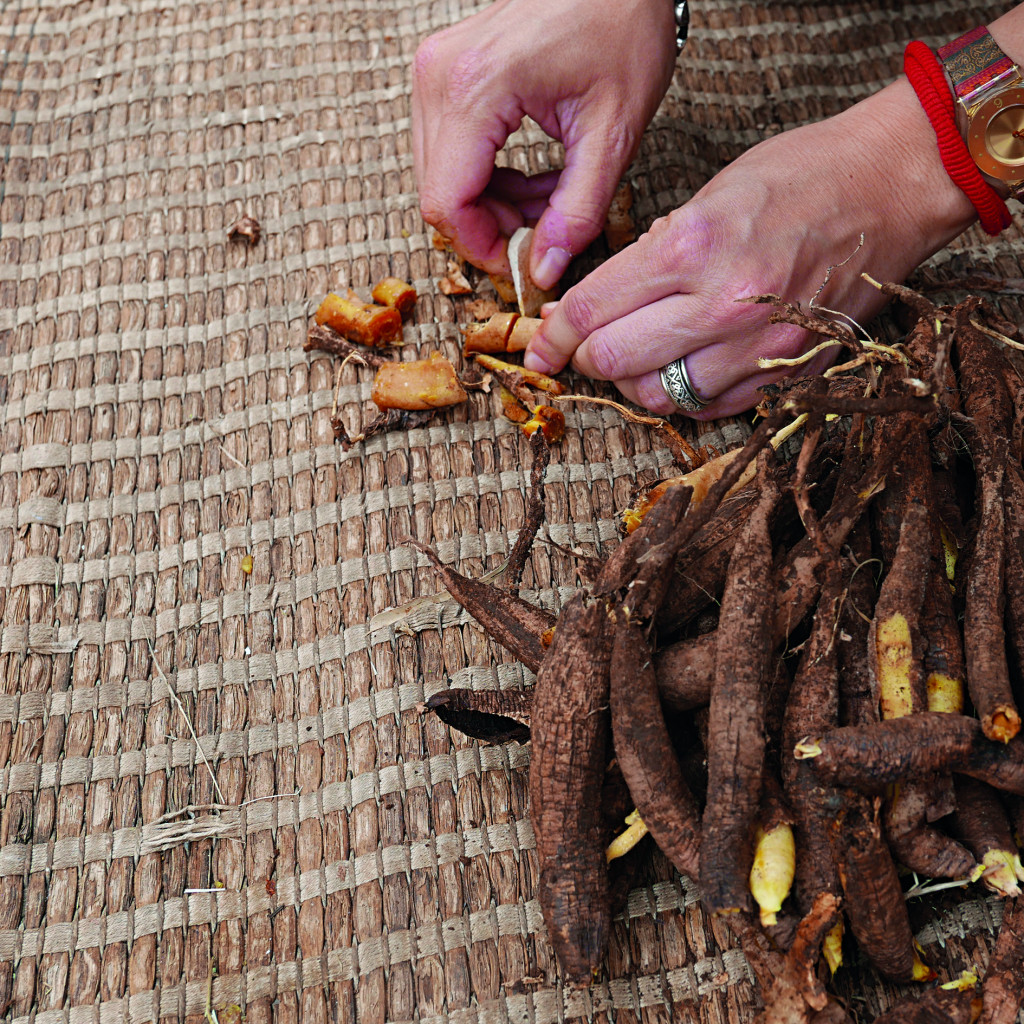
left=927, top=672, right=965, bottom=715
left=876, top=613, right=915, bottom=719
left=749, top=823, right=796, bottom=928
left=606, top=810, right=649, bottom=862
left=823, top=919, right=844, bottom=976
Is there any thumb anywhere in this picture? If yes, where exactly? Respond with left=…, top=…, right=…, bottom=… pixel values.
left=530, top=124, right=631, bottom=289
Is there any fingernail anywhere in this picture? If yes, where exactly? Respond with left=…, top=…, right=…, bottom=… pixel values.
left=523, top=347, right=556, bottom=375
left=533, top=246, right=572, bottom=290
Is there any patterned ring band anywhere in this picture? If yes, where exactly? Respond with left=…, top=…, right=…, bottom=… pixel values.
left=659, top=355, right=708, bottom=413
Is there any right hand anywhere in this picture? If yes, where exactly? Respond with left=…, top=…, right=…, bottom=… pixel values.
left=411, top=0, right=677, bottom=287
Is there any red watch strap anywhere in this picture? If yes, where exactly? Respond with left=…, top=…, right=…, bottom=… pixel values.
left=938, top=26, right=1019, bottom=108
left=904, top=40, right=1011, bottom=235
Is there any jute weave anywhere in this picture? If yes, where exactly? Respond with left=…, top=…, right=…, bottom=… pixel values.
left=2, top=2, right=1024, bottom=1022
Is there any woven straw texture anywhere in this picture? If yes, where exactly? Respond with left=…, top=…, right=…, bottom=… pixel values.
left=4, top=2, right=1024, bottom=1022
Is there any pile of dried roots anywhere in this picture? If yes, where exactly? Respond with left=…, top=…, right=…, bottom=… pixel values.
left=414, top=279, right=1024, bottom=1021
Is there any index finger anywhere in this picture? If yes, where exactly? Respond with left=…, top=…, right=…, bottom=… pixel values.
left=413, top=91, right=522, bottom=273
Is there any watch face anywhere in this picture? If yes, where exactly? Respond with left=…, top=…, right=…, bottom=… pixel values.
left=968, top=85, right=1024, bottom=181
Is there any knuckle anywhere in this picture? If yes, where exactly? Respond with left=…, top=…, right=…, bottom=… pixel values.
left=632, top=377, right=675, bottom=416
left=558, top=285, right=599, bottom=339
left=647, top=205, right=719, bottom=280
left=583, top=332, right=625, bottom=380
left=412, top=35, right=441, bottom=86
left=443, top=49, right=487, bottom=105
left=418, top=192, right=444, bottom=227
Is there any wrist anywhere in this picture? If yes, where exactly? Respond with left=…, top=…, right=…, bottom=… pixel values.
left=850, top=79, right=978, bottom=255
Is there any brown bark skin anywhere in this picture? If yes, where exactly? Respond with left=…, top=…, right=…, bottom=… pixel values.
left=884, top=773, right=975, bottom=880
left=872, top=985, right=980, bottom=1024
left=782, top=570, right=842, bottom=914
left=834, top=797, right=920, bottom=982
left=868, top=501, right=930, bottom=718
left=610, top=615, right=701, bottom=881
left=805, top=714, right=1024, bottom=795
left=654, top=632, right=716, bottom=712
left=654, top=452, right=893, bottom=716
left=701, top=460, right=779, bottom=915
left=412, top=541, right=555, bottom=673
left=884, top=818, right=977, bottom=880
left=836, top=518, right=879, bottom=728
left=964, top=446, right=1018, bottom=741
left=426, top=689, right=532, bottom=745
left=1000, top=466, right=1024, bottom=685
left=980, top=896, right=1024, bottom=1024
left=948, top=776, right=1019, bottom=866
left=528, top=592, right=613, bottom=986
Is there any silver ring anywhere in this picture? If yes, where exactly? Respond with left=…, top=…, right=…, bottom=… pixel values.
left=659, top=355, right=707, bottom=413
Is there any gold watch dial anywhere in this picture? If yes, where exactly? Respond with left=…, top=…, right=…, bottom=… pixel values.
left=968, top=85, right=1024, bottom=181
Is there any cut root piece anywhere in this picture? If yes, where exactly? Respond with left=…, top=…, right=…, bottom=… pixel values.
left=507, top=316, right=543, bottom=352
left=474, top=352, right=566, bottom=395
left=462, top=312, right=519, bottom=354
left=371, top=353, right=468, bottom=411
left=521, top=405, right=565, bottom=443
left=315, top=292, right=402, bottom=346
left=371, top=277, right=417, bottom=315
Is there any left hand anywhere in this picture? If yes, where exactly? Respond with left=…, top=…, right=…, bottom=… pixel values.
left=524, top=78, right=978, bottom=417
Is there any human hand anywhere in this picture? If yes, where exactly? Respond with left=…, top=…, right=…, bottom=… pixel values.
left=411, top=0, right=676, bottom=286
left=524, top=79, right=979, bottom=418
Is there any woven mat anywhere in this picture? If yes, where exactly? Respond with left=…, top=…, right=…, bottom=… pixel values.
left=3, top=1, right=1024, bottom=1022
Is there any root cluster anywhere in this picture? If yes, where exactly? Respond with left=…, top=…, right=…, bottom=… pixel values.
left=416, top=284, right=1024, bottom=1023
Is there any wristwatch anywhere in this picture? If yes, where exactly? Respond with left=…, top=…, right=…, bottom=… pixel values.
left=674, top=1, right=689, bottom=54
left=939, top=26, right=1024, bottom=199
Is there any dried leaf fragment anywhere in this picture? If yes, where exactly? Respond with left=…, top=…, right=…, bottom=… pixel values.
left=426, top=689, right=532, bottom=745
left=439, top=259, right=474, bottom=295
left=603, top=181, right=636, bottom=252
left=227, top=214, right=261, bottom=245
left=371, top=352, right=468, bottom=411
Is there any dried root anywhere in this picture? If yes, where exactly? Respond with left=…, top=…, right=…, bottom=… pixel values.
left=406, top=282, right=1024, bottom=1022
